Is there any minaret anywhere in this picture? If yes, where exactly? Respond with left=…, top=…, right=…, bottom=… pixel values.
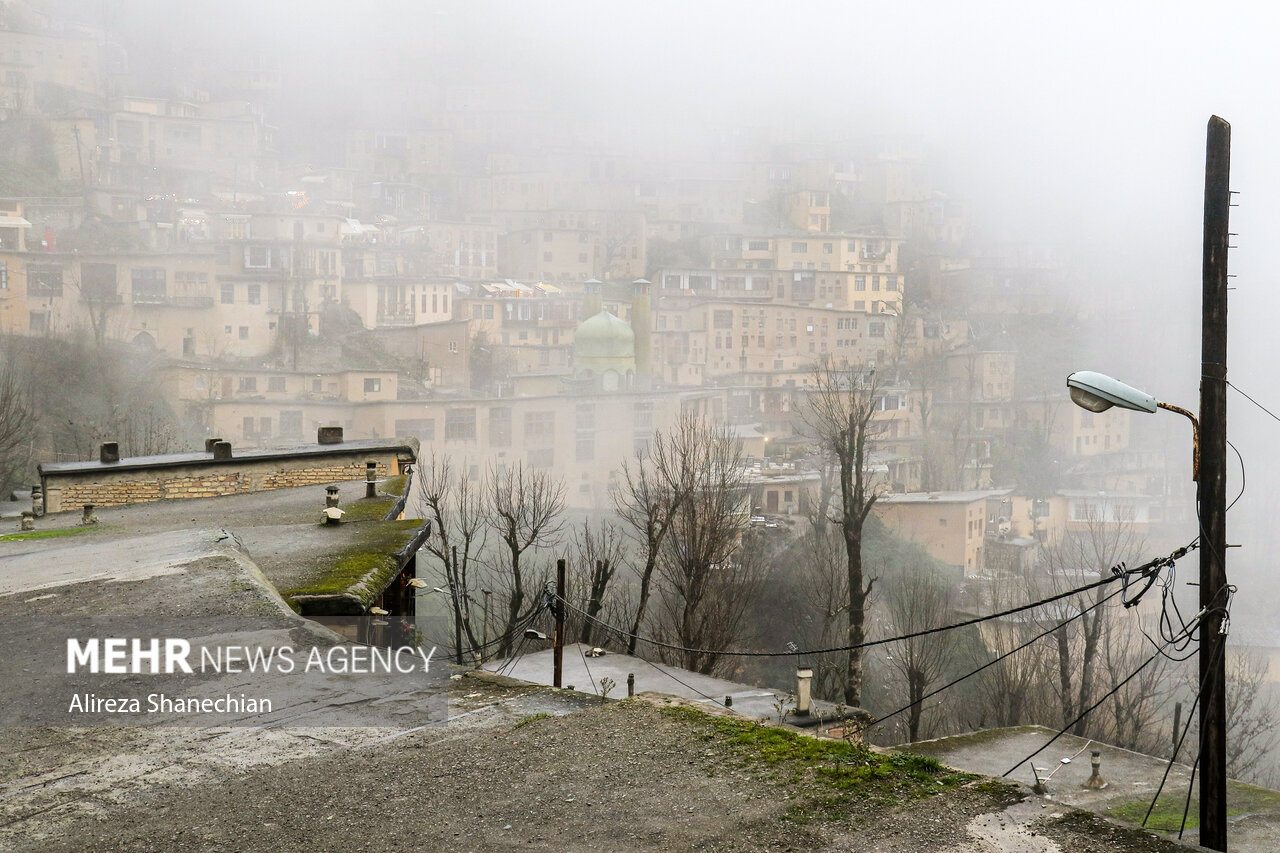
left=631, top=278, right=652, bottom=389
left=582, top=278, right=603, bottom=318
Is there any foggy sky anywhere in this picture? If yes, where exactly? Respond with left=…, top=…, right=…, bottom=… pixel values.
left=87, top=0, right=1280, bottom=635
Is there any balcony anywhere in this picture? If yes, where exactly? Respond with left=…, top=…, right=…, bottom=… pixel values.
left=376, top=311, right=416, bottom=327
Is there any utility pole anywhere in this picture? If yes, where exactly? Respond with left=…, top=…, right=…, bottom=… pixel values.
left=553, top=558, right=565, bottom=688
left=1199, top=114, right=1231, bottom=852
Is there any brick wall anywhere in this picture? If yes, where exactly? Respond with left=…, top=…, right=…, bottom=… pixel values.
left=43, top=455, right=401, bottom=513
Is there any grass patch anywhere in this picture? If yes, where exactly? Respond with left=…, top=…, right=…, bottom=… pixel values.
left=1107, top=778, right=1280, bottom=833
left=0, top=526, right=93, bottom=542
left=1040, top=809, right=1186, bottom=852
left=659, top=705, right=974, bottom=804
left=382, top=474, right=407, bottom=497
left=514, top=713, right=552, bottom=729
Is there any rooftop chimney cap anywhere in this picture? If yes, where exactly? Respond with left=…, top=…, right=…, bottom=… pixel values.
left=317, top=426, right=344, bottom=445
left=99, top=442, right=119, bottom=464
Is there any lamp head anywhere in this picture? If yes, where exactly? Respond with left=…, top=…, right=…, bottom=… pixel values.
left=1066, top=371, right=1157, bottom=414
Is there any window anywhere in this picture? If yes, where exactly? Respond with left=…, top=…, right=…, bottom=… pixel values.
left=238, top=326, right=249, bottom=340
left=712, top=310, right=733, bottom=329
left=575, top=403, right=595, bottom=431
left=543, top=251, right=553, bottom=262
left=868, top=322, right=885, bottom=338
left=490, top=407, right=512, bottom=447
left=243, top=416, right=256, bottom=436
left=131, top=268, right=166, bottom=303
left=791, top=242, right=808, bottom=253
left=576, top=433, right=594, bottom=463
left=268, top=376, right=286, bottom=392
left=528, top=447, right=554, bottom=469
left=280, top=410, right=303, bottom=437
left=747, top=240, right=769, bottom=252
left=633, top=401, right=653, bottom=429
left=823, top=243, right=833, bottom=254
left=448, top=340, right=459, bottom=354
left=364, top=378, right=382, bottom=393
left=524, top=411, right=555, bottom=444
left=854, top=276, right=866, bottom=291
left=247, top=284, right=261, bottom=305
left=27, top=264, right=62, bottom=296
left=238, top=377, right=257, bottom=391
left=245, top=246, right=271, bottom=268
left=446, top=407, right=477, bottom=441
left=221, top=283, right=234, bottom=304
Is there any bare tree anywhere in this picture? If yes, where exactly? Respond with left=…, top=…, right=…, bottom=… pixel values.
left=882, top=564, right=957, bottom=742
left=1223, top=650, right=1280, bottom=783
left=804, top=362, right=887, bottom=707
left=416, top=452, right=486, bottom=662
left=1036, top=511, right=1143, bottom=736
left=614, top=415, right=700, bottom=655
left=486, top=461, right=566, bottom=657
left=652, top=424, right=761, bottom=675
left=570, top=518, right=628, bottom=646
left=0, top=336, right=34, bottom=494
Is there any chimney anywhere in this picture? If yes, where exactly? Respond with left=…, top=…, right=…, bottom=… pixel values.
left=204, top=437, right=223, bottom=452
left=366, top=461, right=378, bottom=498
left=325, top=485, right=340, bottom=507
left=99, top=442, right=119, bottom=463
left=795, top=665, right=814, bottom=717
left=212, top=441, right=233, bottom=460
left=317, top=426, right=344, bottom=445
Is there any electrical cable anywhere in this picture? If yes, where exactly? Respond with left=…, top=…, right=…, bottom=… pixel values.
left=1140, top=638, right=1225, bottom=830
left=1227, top=380, right=1280, bottom=426
left=867, top=584, right=1129, bottom=729
left=1180, top=752, right=1201, bottom=839
left=632, top=652, right=728, bottom=708
left=554, top=542, right=1194, bottom=661
left=576, top=641, right=599, bottom=695
left=1000, top=633, right=1181, bottom=780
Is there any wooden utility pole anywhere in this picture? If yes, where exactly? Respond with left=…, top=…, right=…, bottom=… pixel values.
left=1199, top=114, right=1231, bottom=852
left=553, top=559, right=566, bottom=688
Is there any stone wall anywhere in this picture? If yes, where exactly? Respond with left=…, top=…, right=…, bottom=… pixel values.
left=43, top=454, right=402, bottom=514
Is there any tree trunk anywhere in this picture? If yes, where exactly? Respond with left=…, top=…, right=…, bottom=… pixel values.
left=627, top=548, right=658, bottom=655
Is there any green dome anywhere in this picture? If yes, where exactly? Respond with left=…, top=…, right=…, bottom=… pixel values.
left=574, top=310, right=635, bottom=359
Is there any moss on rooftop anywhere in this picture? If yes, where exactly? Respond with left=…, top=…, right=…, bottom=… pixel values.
left=657, top=704, right=976, bottom=809
left=277, top=496, right=426, bottom=610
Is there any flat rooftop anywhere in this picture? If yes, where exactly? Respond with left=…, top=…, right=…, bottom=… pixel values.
left=38, top=438, right=413, bottom=476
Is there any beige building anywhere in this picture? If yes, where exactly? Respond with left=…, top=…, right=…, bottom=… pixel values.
left=164, top=360, right=731, bottom=508
left=500, top=226, right=603, bottom=282
left=650, top=299, right=898, bottom=386
left=875, top=489, right=1013, bottom=577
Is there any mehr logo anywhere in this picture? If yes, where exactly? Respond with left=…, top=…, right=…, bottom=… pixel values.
left=68, top=639, right=194, bottom=673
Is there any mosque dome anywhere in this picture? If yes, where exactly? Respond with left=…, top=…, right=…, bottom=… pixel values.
left=574, top=310, right=635, bottom=360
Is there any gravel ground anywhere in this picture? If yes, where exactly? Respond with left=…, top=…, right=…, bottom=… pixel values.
left=7, top=679, right=1190, bottom=853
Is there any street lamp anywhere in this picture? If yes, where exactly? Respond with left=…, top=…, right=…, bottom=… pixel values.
left=1066, top=371, right=1200, bottom=480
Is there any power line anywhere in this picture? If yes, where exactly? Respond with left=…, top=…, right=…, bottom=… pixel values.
left=1141, top=639, right=1224, bottom=830
left=868, top=584, right=1129, bottom=730
left=1000, top=633, right=1182, bottom=781
left=556, top=542, right=1195, bottom=660
left=1227, top=380, right=1280, bottom=425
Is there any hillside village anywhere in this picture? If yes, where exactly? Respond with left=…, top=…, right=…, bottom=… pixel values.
left=0, top=3, right=1190, bottom=570
left=1, top=3, right=1277, bottom=851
